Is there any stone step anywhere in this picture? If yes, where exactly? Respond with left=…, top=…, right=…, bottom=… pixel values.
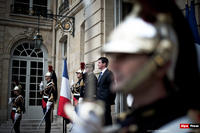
left=0, top=128, right=62, bottom=133
left=0, top=125, right=62, bottom=129
left=0, top=121, right=61, bottom=126
left=0, top=118, right=64, bottom=133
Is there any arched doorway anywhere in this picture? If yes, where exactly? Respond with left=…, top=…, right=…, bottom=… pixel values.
left=10, top=39, right=48, bottom=119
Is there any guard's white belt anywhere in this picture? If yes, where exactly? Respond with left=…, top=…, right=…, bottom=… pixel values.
left=12, top=108, right=16, bottom=111
left=73, top=94, right=80, bottom=96
left=43, top=96, right=49, bottom=99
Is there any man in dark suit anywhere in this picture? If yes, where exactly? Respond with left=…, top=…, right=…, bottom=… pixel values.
left=97, top=57, right=115, bottom=126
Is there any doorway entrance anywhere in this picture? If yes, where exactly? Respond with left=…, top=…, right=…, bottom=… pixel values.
left=10, top=40, right=48, bottom=119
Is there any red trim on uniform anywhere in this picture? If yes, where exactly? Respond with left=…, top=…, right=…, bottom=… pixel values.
left=11, top=111, right=15, bottom=121
left=73, top=97, right=78, bottom=106
left=42, top=99, right=47, bottom=109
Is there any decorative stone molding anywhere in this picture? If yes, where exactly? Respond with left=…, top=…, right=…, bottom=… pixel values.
left=6, top=28, right=35, bottom=54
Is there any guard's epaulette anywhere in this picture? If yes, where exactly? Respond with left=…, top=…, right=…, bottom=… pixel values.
left=15, top=95, right=23, bottom=102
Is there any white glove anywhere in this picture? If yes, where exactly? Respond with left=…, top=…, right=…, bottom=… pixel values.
left=39, top=81, right=44, bottom=91
left=46, top=101, right=53, bottom=112
left=127, top=94, right=134, bottom=107
left=78, top=98, right=83, bottom=104
left=64, top=102, right=104, bottom=133
left=14, top=113, right=21, bottom=121
left=8, top=97, right=13, bottom=105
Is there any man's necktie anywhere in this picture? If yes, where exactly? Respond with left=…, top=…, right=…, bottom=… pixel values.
left=98, top=72, right=102, bottom=82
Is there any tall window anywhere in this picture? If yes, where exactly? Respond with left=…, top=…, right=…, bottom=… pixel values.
left=59, top=0, right=69, bottom=14
left=62, top=39, right=68, bottom=58
left=32, top=0, right=47, bottom=17
left=11, top=0, right=47, bottom=17
left=12, top=0, right=30, bottom=15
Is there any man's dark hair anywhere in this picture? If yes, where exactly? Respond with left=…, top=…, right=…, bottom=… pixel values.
left=98, top=57, right=109, bottom=67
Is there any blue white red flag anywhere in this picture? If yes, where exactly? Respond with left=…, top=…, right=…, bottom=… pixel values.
left=185, top=0, right=200, bottom=70
left=57, top=59, right=71, bottom=119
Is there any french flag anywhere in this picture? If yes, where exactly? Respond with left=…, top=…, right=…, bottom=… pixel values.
left=57, top=59, right=71, bottom=119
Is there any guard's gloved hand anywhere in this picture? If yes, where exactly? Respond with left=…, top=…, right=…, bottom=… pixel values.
left=8, top=97, right=13, bottom=105
left=64, top=101, right=104, bottom=133
left=46, top=101, right=53, bottom=113
left=78, top=97, right=83, bottom=104
left=14, top=113, right=21, bottom=121
left=39, top=81, right=44, bottom=91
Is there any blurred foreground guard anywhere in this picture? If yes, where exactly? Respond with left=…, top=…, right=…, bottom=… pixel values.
left=64, top=0, right=200, bottom=132
left=10, top=86, right=24, bottom=133
left=102, top=0, right=200, bottom=132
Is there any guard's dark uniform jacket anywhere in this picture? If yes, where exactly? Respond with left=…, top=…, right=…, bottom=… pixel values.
left=41, top=81, right=56, bottom=109
left=11, top=94, right=24, bottom=133
left=41, top=80, right=56, bottom=133
left=71, top=78, right=84, bottom=102
left=11, top=95, right=24, bottom=121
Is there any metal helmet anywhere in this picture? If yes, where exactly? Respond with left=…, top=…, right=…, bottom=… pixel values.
left=45, top=71, right=52, bottom=77
left=102, top=4, right=178, bottom=93
left=103, top=17, right=159, bottom=54
left=76, top=69, right=83, bottom=74
left=14, top=86, right=20, bottom=91
left=103, top=11, right=177, bottom=55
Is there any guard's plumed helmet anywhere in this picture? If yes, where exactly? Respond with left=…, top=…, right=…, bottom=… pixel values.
left=14, top=86, right=21, bottom=91
left=45, top=71, right=52, bottom=77
left=103, top=2, right=178, bottom=57
left=76, top=69, right=83, bottom=74
left=103, top=16, right=159, bottom=54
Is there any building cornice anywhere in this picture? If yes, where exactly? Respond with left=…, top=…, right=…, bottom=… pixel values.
left=0, top=14, right=53, bottom=31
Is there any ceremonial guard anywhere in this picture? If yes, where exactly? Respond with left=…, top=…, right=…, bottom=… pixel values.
left=10, top=86, right=24, bottom=133
left=40, top=71, right=56, bottom=133
left=71, top=69, right=85, bottom=105
left=48, top=65, right=58, bottom=102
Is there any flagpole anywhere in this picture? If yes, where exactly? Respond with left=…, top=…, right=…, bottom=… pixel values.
left=63, top=118, right=67, bottom=133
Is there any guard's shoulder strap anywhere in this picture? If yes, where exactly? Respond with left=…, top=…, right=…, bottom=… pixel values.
left=14, top=95, right=24, bottom=103
left=80, top=79, right=85, bottom=86
left=47, top=81, right=54, bottom=86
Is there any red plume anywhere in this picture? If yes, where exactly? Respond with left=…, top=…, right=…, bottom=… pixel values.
left=80, top=62, right=85, bottom=70
left=48, top=65, right=53, bottom=72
